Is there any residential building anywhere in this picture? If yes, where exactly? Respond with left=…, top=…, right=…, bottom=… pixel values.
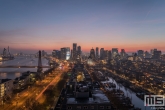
left=0, top=79, right=13, bottom=102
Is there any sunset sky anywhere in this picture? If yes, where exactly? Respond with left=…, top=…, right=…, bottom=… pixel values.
left=0, top=0, right=165, bottom=54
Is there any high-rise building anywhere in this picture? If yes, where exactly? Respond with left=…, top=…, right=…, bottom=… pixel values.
left=100, top=48, right=104, bottom=60
left=77, top=46, right=81, bottom=57
left=120, top=49, right=125, bottom=58
left=73, top=43, right=77, bottom=60
left=152, top=50, right=161, bottom=59
left=150, top=49, right=157, bottom=55
left=108, top=50, right=112, bottom=60
left=61, top=48, right=66, bottom=60
left=104, top=50, right=108, bottom=60
left=137, top=50, right=144, bottom=58
left=144, top=51, right=151, bottom=58
left=70, top=49, right=73, bottom=59
left=52, top=50, right=61, bottom=59
left=66, top=47, right=70, bottom=60
left=112, top=48, right=118, bottom=58
left=96, top=47, right=99, bottom=59
left=90, top=48, right=95, bottom=60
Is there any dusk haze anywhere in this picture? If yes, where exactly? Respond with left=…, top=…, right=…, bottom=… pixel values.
left=0, top=0, right=165, bottom=53
left=0, top=1, right=165, bottom=110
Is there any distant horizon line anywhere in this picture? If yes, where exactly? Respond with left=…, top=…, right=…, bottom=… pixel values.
left=8, top=51, right=165, bottom=55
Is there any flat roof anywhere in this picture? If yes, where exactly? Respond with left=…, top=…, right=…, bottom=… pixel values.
left=66, top=89, right=110, bottom=104
left=0, top=79, right=12, bottom=84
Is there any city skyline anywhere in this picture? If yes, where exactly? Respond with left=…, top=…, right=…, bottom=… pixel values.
left=0, top=0, right=165, bottom=54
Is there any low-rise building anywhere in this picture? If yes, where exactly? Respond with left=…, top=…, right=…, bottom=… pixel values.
left=55, top=64, right=112, bottom=110
left=0, top=79, right=14, bottom=104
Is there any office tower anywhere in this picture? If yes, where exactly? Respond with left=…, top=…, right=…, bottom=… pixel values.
left=77, top=46, right=81, bottom=57
left=108, top=50, right=112, bottom=60
left=137, top=50, right=144, bottom=58
left=150, top=49, right=157, bottom=55
left=144, top=51, right=151, bottom=58
left=133, top=53, right=138, bottom=61
left=96, top=47, right=99, bottom=59
left=152, top=50, right=161, bottom=59
left=61, top=48, right=66, bottom=60
left=112, top=48, right=118, bottom=58
left=120, top=49, right=125, bottom=58
left=52, top=50, right=60, bottom=59
left=90, top=48, right=95, bottom=60
left=66, top=47, right=70, bottom=60
left=58, top=51, right=61, bottom=59
left=100, top=48, right=104, bottom=60
left=70, top=49, right=73, bottom=59
left=104, top=50, right=108, bottom=60
left=73, top=43, right=77, bottom=60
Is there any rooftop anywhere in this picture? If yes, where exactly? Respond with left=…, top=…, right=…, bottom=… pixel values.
left=66, top=89, right=110, bottom=104
left=0, top=79, right=12, bottom=84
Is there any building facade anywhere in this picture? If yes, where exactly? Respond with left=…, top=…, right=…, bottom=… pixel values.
left=0, top=79, right=14, bottom=104
left=112, top=48, right=118, bottom=58
left=100, top=48, right=104, bottom=60
left=96, top=47, right=99, bottom=60
left=73, top=43, right=77, bottom=60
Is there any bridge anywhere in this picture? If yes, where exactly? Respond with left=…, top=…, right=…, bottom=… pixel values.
left=0, top=50, right=55, bottom=72
left=0, top=66, right=51, bottom=68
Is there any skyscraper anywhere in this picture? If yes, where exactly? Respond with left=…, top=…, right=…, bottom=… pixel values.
left=100, top=48, right=104, bottom=60
left=61, top=48, right=66, bottom=60
left=52, top=50, right=60, bottom=59
left=66, top=47, right=70, bottom=60
left=90, top=48, right=95, bottom=60
left=150, top=49, right=157, bottom=55
left=73, top=43, right=77, bottom=60
left=96, top=47, right=99, bottom=60
left=112, top=48, right=118, bottom=58
left=77, top=46, right=81, bottom=57
left=120, top=49, right=125, bottom=59
left=70, top=49, right=73, bottom=59
left=104, top=50, right=108, bottom=60
left=144, top=51, right=151, bottom=58
left=152, top=50, right=161, bottom=59
left=137, top=50, right=144, bottom=58
left=108, top=50, right=112, bottom=60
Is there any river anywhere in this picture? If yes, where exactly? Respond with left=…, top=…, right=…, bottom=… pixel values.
left=102, top=77, right=152, bottom=110
left=0, top=56, right=49, bottom=79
